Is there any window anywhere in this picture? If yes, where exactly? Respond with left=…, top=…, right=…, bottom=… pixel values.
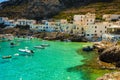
left=95, top=26, right=97, bottom=28
left=95, top=30, right=96, bottom=32
left=95, top=34, right=97, bottom=36
left=81, top=28, right=84, bottom=30
left=87, top=34, right=89, bottom=36
left=105, top=26, right=107, bottom=28
left=74, top=26, right=76, bottom=29
left=100, top=31, right=102, bottom=33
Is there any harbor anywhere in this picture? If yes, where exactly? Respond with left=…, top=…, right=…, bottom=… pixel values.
left=0, top=38, right=87, bottom=80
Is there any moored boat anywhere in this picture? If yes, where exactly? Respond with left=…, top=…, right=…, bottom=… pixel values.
left=82, top=46, right=93, bottom=52
left=2, top=55, right=12, bottom=59
left=18, top=47, right=34, bottom=53
left=41, top=44, right=50, bottom=47
left=34, top=46, right=45, bottom=49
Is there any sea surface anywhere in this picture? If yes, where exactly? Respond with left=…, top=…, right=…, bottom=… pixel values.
left=0, top=38, right=91, bottom=80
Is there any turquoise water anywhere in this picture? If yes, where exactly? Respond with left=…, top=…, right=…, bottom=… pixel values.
left=0, top=38, right=87, bottom=80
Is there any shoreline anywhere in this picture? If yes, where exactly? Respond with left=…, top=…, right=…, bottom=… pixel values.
left=75, top=44, right=118, bottom=80
left=1, top=32, right=119, bottom=80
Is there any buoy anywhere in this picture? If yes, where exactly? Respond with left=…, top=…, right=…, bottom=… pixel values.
left=14, top=53, right=19, bottom=56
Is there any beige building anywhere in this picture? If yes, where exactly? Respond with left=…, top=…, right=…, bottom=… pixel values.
left=85, top=22, right=110, bottom=40
left=103, top=14, right=120, bottom=21
left=102, top=25, right=120, bottom=41
left=73, top=13, right=95, bottom=25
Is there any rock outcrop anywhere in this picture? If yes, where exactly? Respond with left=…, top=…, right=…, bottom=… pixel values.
left=33, top=32, right=87, bottom=42
left=97, top=72, right=120, bottom=80
left=93, top=41, right=120, bottom=67
left=99, top=46, right=120, bottom=67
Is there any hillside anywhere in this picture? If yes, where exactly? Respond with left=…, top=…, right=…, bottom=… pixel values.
left=0, top=0, right=119, bottom=20
left=53, top=0, right=120, bottom=20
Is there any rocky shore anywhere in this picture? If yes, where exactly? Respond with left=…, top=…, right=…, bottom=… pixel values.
left=33, top=32, right=87, bottom=42
left=73, top=41, right=120, bottom=80
left=97, top=72, right=120, bottom=80
left=93, top=41, right=120, bottom=68
left=0, top=28, right=87, bottom=42
left=1, top=28, right=120, bottom=80
left=92, top=41, right=120, bottom=80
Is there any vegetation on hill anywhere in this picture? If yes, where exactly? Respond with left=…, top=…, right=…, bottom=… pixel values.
left=0, top=0, right=120, bottom=20
left=53, top=0, right=120, bottom=21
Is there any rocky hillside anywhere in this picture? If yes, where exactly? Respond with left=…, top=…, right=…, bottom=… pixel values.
left=0, top=0, right=118, bottom=20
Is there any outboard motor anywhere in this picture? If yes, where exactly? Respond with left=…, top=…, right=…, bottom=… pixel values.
left=30, top=50, right=34, bottom=53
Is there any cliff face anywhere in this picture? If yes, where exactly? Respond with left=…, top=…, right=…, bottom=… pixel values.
left=0, top=0, right=114, bottom=20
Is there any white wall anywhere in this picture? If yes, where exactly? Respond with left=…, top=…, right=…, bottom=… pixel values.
left=85, top=23, right=108, bottom=39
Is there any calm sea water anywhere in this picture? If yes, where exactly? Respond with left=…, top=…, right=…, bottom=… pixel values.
left=0, top=38, right=89, bottom=80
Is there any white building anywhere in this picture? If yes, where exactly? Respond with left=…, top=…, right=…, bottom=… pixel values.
left=4, top=19, right=17, bottom=27
left=44, top=21, right=61, bottom=32
left=73, top=13, right=95, bottom=25
left=30, top=24, right=46, bottom=32
left=30, top=21, right=61, bottom=32
left=16, top=19, right=36, bottom=26
left=103, top=14, right=120, bottom=21
left=85, top=22, right=109, bottom=40
left=102, top=25, right=120, bottom=41
left=0, top=17, right=9, bottom=24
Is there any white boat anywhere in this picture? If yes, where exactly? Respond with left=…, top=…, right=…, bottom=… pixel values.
left=41, top=44, right=50, bottom=47
left=18, top=47, right=34, bottom=53
left=34, top=46, right=45, bottom=49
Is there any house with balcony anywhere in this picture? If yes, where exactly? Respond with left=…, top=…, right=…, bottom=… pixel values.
left=73, top=13, right=95, bottom=25
left=85, top=22, right=109, bottom=41
left=102, top=25, right=120, bottom=41
left=103, top=14, right=120, bottom=21
left=4, top=19, right=17, bottom=28
left=16, top=19, right=36, bottom=26
left=30, top=24, right=46, bottom=32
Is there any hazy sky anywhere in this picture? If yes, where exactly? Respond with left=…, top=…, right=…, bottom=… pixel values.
left=0, top=0, right=7, bottom=3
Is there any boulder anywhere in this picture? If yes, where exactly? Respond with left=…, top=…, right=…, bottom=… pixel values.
left=99, top=46, right=120, bottom=64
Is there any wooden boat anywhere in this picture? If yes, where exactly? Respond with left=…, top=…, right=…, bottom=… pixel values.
left=2, top=55, right=12, bottom=59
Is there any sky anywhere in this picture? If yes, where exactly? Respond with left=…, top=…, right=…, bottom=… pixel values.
left=0, top=0, right=8, bottom=3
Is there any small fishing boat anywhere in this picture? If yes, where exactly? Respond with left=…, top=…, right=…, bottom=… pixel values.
left=10, top=42, right=17, bottom=47
left=34, top=46, right=45, bottom=49
left=64, top=39, right=71, bottom=42
left=2, top=55, right=12, bottom=59
left=41, top=44, right=50, bottom=47
left=18, top=47, right=34, bottom=53
left=82, top=46, right=93, bottom=52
